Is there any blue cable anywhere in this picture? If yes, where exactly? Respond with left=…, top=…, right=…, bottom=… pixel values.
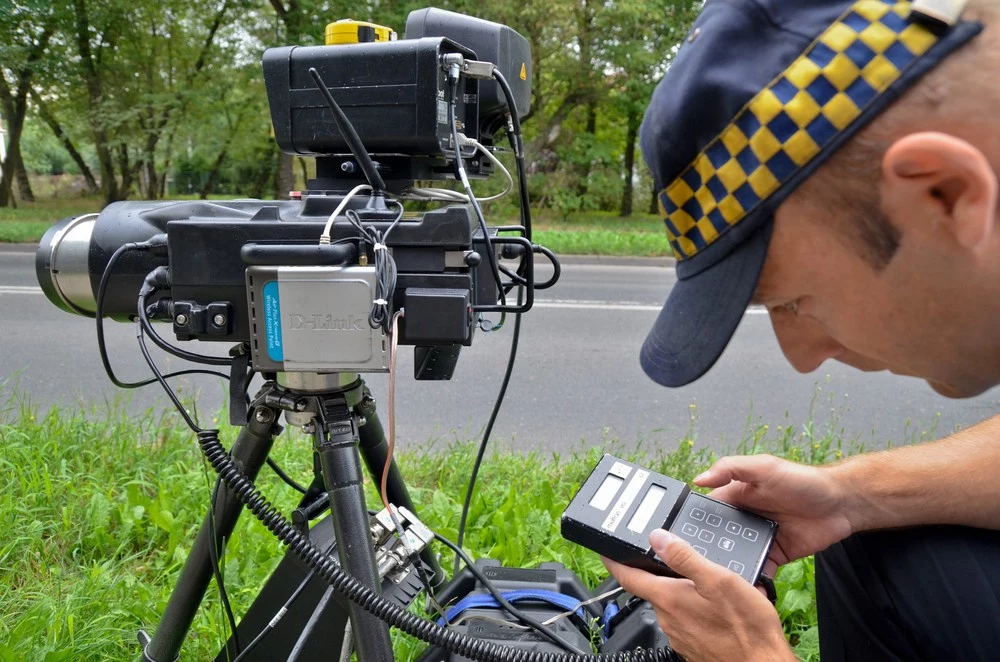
left=438, top=588, right=603, bottom=640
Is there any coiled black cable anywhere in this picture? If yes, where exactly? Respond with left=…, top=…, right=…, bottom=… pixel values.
left=193, top=424, right=680, bottom=662
left=135, top=276, right=677, bottom=661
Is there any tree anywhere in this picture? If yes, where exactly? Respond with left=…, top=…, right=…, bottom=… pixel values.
left=0, top=1, right=55, bottom=207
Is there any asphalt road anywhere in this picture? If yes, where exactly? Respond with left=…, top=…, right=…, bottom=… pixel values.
left=3, top=244, right=997, bottom=453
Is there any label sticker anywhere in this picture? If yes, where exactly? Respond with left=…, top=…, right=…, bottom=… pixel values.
left=263, top=281, right=283, bottom=362
left=602, top=469, right=649, bottom=533
left=609, top=461, right=632, bottom=479
left=519, top=62, right=527, bottom=80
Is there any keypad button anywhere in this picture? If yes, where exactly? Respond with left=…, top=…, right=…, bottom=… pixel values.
left=742, top=528, right=759, bottom=542
left=706, top=514, right=722, bottom=527
left=728, top=560, right=745, bottom=574
left=725, top=521, right=742, bottom=535
left=698, top=529, right=715, bottom=543
left=681, top=522, right=698, bottom=537
left=718, top=537, right=735, bottom=552
left=693, top=545, right=708, bottom=556
left=690, top=508, right=706, bottom=521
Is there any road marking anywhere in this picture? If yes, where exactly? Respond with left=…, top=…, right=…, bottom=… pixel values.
left=0, top=286, right=771, bottom=317
left=0, top=285, right=42, bottom=295
left=535, top=299, right=768, bottom=315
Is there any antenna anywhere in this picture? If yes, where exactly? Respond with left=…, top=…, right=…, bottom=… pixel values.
left=308, top=67, right=387, bottom=192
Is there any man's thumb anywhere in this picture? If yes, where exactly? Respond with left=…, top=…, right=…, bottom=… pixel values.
left=650, top=528, right=715, bottom=584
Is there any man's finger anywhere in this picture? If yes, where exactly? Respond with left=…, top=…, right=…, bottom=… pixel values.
left=649, top=528, right=724, bottom=587
left=602, top=557, right=671, bottom=603
left=693, top=454, right=779, bottom=488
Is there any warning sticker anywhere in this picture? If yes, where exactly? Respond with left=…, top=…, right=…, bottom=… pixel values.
left=519, top=63, right=527, bottom=80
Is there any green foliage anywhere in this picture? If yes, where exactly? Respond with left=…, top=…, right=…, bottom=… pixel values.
left=0, top=384, right=880, bottom=660
left=3, top=0, right=702, bottom=213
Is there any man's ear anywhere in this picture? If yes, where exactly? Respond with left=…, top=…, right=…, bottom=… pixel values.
left=881, top=132, right=998, bottom=251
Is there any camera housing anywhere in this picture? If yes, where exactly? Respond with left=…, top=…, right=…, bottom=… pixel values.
left=35, top=8, right=538, bottom=381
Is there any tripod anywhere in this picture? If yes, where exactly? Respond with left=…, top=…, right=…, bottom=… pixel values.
left=138, top=373, right=443, bottom=662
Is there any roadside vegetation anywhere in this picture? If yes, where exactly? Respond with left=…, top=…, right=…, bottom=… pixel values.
left=2, top=2, right=700, bottom=256
left=0, top=385, right=943, bottom=661
left=0, top=196, right=671, bottom=257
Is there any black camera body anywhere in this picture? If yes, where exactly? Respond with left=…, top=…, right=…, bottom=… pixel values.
left=36, top=8, right=536, bottom=380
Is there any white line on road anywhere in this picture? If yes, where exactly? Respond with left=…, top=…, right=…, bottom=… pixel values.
left=0, top=285, right=42, bottom=294
left=535, top=299, right=768, bottom=314
left=0, top=286, right=770, bottom=315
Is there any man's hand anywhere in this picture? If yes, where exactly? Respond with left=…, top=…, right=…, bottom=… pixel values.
left=695, top=454, right=854, bottom=572
left=604, top=529, right=794, bottom=662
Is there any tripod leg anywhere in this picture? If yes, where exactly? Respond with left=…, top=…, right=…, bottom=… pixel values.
left=356, top=389, right=446, bottom=587
left=140, top=405, right=280, bottom=662
left=313, top=403, right=394, bottom=662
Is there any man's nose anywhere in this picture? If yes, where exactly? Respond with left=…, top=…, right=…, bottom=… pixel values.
left=768, top=310, right=843, bottom=373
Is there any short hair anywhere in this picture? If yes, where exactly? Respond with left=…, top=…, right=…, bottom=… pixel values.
left=793, top=0, right=1000, bottom=270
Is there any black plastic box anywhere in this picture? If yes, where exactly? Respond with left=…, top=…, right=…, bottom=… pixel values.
left=263, top=37, right=478, bottom=158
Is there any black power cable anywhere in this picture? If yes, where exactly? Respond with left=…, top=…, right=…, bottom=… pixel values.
left=447, top=74, right=506, bottom=310
left=266, top=457, right=308, bottom=495
left=209, top=477, right=242, bottom=658
left=96, top=242, right=228, bottom=387
left=230, top=541, right=338, bottom=662
left=136, top=304, right=677, bottom=660
left=493, top=68, right=532, bottom=245
left=454, top=65, right=539, bottom=571
left=435, top=532, right=588, bottom=655
left=454, top=287, right=523, bottom=571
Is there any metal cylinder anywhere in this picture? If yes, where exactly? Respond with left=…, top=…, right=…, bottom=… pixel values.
left=35, top=214, right=99, bottom=315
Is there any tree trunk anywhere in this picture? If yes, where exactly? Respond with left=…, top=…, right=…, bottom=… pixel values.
left=248, top=149, right=275, bottom=199
left=297, top=157, right=309, bottom=190
left=0, top=82, right=29, bottom=207
left=0, top=24, right=52, bottom=207
left=118, top=144, right=133, bottom=199
left=649, top=183, right=658, bottom=216
left=143, top=149, right=159, bottom=199
left=619, top=107, right=640, bottom=217
left=159, top=126, right=177, bottom=197
left=0, top=111, right=26, bottom=207
left=31, top=92, right=99, bottom=194
left=274, top=151, right=294, bottom=199
left=575, top=101, right=598, bottom=200
left=14, top=148, right=34, bottom=202
left=200, top=144, right=230, bottom=199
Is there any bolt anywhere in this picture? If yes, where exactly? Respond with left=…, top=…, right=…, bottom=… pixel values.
left=302, top=423, right=316, bottom=434
left=341, top=161, right=356, bottom=173
left=213, top=314, right=226, bottom=327
left=175, top=314, right=189, bottom=326
left=254, top=408, right=273, bottom=424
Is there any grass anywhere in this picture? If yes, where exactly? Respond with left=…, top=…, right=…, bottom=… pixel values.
left=0, top=197, right=670, bottom=257
left=0, top=385, right=905, bottom=662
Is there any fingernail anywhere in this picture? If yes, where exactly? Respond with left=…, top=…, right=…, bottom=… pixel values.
left=694, top=471, right=711, bottom=483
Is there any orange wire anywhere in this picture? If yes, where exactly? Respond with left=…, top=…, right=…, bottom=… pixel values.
left=380, top=310, right=404, bottom=512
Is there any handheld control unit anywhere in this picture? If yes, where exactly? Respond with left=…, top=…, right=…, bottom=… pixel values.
left=561, top=455, right=777, bottom=584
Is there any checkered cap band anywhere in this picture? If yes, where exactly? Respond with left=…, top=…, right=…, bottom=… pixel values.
left=659, top=0, right=939, bottom=260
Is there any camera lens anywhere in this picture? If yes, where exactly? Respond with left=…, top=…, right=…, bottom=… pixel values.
left=36, top=214, right=99, bottom=316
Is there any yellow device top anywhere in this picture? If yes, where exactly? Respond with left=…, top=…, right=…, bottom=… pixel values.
left=325, top=19, right=396, bottom=45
